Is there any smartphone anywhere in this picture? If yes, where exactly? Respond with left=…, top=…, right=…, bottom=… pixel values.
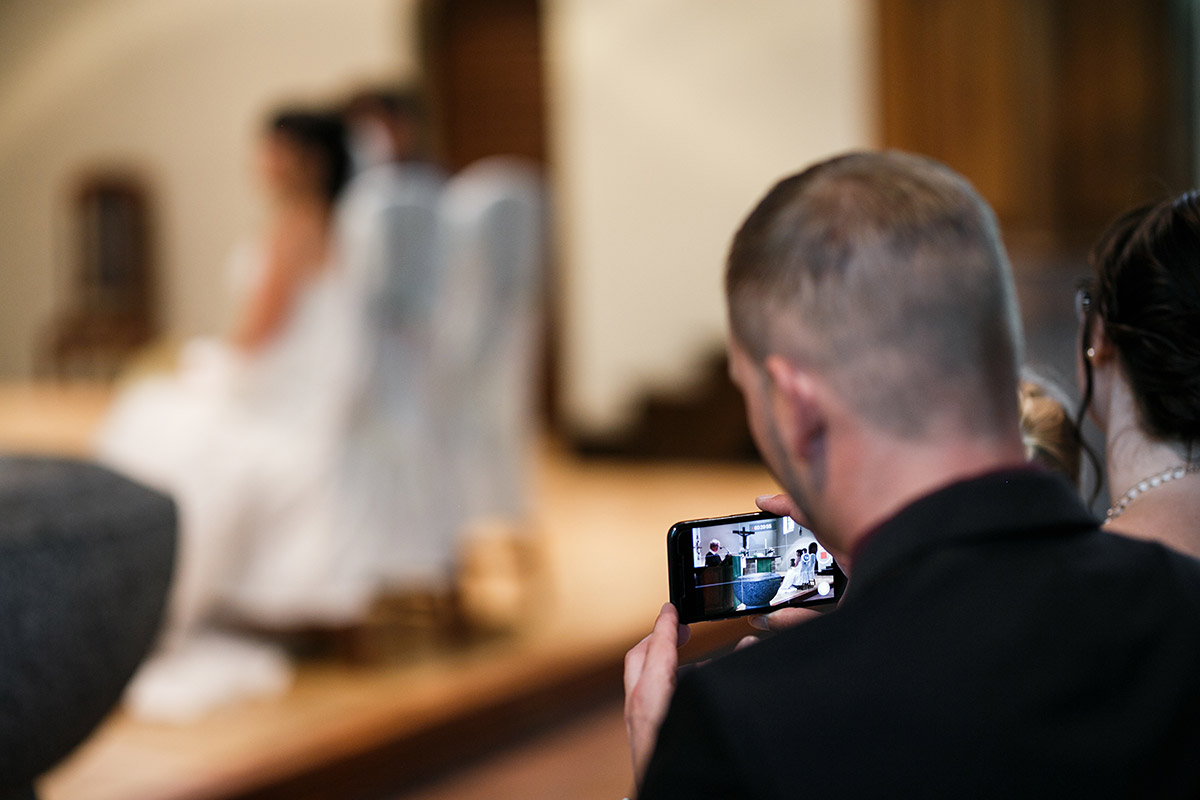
left=667, top=511, right=846, bottom=624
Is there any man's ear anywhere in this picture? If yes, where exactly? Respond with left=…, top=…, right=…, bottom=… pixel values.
left=763, top=354, right=826, bottom=460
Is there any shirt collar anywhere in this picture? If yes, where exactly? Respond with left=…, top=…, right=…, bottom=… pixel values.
left=843, top=468, right=1098, bottom=604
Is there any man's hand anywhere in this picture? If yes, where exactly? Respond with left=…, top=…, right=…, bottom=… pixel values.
left=748, top=606, right=823, bottom=633
left=755, top=492, right=808, bottom=524
left=624, top=603, right=690, bottom=788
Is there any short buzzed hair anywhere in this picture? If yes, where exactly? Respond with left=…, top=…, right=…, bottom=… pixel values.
left=726, top=151, right=1023, bottom=438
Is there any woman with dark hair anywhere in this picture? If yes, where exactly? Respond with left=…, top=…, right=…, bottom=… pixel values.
left=231, top=109, right=350, bottom=350
left=1076, top=191, right=1200, bottom=557
left=95, top=107, right=375, bottom=720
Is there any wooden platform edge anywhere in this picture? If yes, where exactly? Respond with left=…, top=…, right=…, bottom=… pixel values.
left=207, top=618, right=750, bottom=800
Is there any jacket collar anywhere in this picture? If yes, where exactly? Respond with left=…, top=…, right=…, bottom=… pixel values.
left=844, top=468, right=1098, bottom=604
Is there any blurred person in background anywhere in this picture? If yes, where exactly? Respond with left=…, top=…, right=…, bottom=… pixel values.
left=334, top=83, right=543, bottom=605
left=1076, top=191, right=1200, bottom=557
left=1018, top=373, right=1082, bottom=485
left=342, top=86, right=433, bottom=172
left=333, top=85, right=454, bottom=593
left=95, top=108, right=375, bottom=722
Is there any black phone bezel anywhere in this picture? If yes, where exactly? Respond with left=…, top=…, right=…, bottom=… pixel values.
left=667, top=510, right=845, bottom=624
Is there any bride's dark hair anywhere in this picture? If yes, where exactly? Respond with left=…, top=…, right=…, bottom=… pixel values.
left=1078, top=192, right=1200, bottom=454
left=268, top=109, right=351, bottom=205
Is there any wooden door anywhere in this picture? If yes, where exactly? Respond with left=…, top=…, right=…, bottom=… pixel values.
left=421, top=0, right=547, bottom=171
left=877, top=0, right=1194, bottom=249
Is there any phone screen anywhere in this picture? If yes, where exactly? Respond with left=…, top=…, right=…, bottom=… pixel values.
left=667, top=511, right=846, bottom=624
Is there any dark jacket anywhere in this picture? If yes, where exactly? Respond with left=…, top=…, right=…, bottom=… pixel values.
left=641, top=470, right=1200, bottom=799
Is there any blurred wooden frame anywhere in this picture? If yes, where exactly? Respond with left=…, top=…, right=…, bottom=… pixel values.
left=41, top=172, right=158, bottom=380
left=877, top=0, right=1194, bottom=251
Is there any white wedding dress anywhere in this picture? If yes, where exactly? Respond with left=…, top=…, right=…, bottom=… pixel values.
left=95, top=242, right=374, bottom=721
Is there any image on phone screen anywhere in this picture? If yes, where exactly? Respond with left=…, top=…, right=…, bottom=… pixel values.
left=668, top=512, right=845, bottom=624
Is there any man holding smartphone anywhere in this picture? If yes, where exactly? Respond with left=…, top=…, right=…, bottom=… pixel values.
left=624, top=151, right=1200, bottom=797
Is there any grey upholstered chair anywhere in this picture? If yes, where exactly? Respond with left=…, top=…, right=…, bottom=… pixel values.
left=0, top=457, right=176, bottom=800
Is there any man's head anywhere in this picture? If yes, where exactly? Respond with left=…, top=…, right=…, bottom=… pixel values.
left=727, top=151, right=1024, bottom=546
left=343, top=86, right=428, bottom=168
left=709, top=539, right=721, bottom=553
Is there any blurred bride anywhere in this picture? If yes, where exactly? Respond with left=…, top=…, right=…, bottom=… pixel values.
left=96, top=109, right=374, bottom=720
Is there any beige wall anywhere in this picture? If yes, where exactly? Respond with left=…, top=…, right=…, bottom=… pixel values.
left=546, top=0, right=877, bottom=433
left=0, top=0, right=415, bottom=376
left=0, top=0, right=876, bottom=437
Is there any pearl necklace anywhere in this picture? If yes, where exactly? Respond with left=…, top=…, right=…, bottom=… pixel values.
left=1105, top=464, right=1198, bottom=524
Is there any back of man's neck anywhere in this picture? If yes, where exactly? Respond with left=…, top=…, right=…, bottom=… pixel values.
left=825, top=433, right=1028, bottom=569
